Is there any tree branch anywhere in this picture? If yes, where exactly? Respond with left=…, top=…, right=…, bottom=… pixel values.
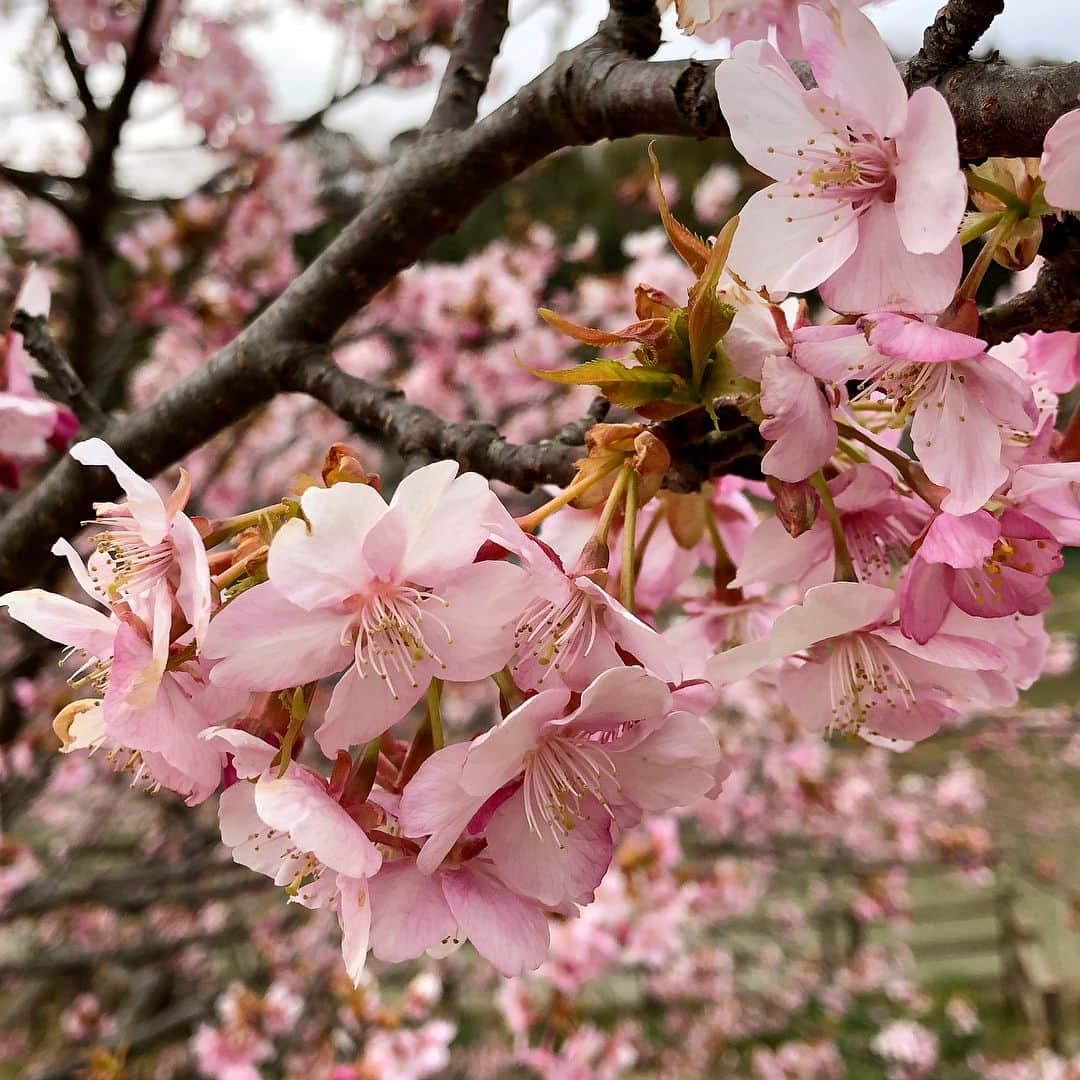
left=906, top=0, right=1005, bottom=87
left=982, top=219, right=1080, bottom=344
left=282, top=353, right=589, bottom=488
left=0, top=20, right=1077, bottom=589
left=10, top=311, right=108, bottom=431
left=427, top=0, right=510, bottom=133
left=0, top=163, right=79, bottom=220
left=49, top=4, right=99, bottom=119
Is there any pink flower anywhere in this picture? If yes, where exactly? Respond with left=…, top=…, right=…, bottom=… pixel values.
left=708, top=582, right=1006, bottom=743
left=715, top=1, right=965, bottom=313
left=899, top=509, right=1062, bottom=643
left=399, top=667, right=726, bottom=906
left=217, top=753, right=381, bottom=984
left=204, top=462, right=529, bottom=755
left=506, top=533, right=680, bottom=692
left=734, top=465, right=925, bottom=589
left=1040, top=107, right=1080, bottom=210
left=0, top=541, right=240, bottom=804
left=71, top=438, right=213, bottom=646
left=794, top=314, right=1037, bottom=514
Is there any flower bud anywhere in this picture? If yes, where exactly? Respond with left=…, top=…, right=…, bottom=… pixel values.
left=321, top=443, right=382, bottom=489
left=767, top=477, right=820, bottom=538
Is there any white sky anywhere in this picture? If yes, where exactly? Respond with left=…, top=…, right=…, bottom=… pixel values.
left=0, top=0, right=1077, bottom=196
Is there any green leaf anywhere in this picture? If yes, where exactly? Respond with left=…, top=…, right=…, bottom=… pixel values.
left=528, top=359, right=675, bottom=408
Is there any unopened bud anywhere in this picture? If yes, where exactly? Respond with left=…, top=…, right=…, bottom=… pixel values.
left=635, top=284, right=678, bottom=320
left=321, top=443, right=382, bottom=489
left=768, top=477, right=820, bottom=538
left=571, top=536, right=610, bottom=579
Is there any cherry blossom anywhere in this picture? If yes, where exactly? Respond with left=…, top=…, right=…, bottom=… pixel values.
left=204, top=462, right=529, bottom=755
left=793, top=313, right=1037, bottom=514
left=715, top=1, right=965, bottom=312
left=709, top=582, right=1006, bottom=743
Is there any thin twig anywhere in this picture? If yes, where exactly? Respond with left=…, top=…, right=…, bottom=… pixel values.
left=10, top=311, right=109, bottom=431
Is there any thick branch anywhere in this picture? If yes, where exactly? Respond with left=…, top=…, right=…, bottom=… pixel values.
left=282, top=354, right=589, bottom=489
left=0, top=29, right=1078, bottom=589
left=906, top=0, right=1005, bottom=87
left=0, top=163, right=78, bottom=219
left=427, top=0, right=510, bottom=133
left=982, top=264, right=1080, bottom=343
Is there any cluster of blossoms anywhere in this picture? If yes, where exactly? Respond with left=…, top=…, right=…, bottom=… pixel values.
left=7, top=0, right=1080, bottom=1002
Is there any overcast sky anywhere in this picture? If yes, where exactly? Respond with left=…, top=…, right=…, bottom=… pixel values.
left=0, top=0, right=1077, bottom=196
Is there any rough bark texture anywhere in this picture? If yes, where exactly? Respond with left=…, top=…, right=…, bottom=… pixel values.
left=906, top=0, right=1006, bottom=87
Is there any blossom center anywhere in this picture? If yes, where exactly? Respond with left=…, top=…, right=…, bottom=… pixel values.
left=824, top=633, right=915, bottom=734
left=809, top=134, right=896, bottom=208
left=522, top=733, right=617, bottom=845
left=89, top=509, right=173, bottom=603
left=514, top=584, right=599, bottom=680
left=346, top=583, right=451, bottom=699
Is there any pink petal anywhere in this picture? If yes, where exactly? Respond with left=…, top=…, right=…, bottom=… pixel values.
left=798, top=1, right=907, bottom=138
left=893, top=87, right=966, bottom=254
left=435, top=560, right=530, bottom=681
left=399, top=742, right=487, bottom=874
left=204, top=584, right=354, bottom=691
left=50, top=538, right=108, bottom=606
left=875, top=626, right=1005, bottom=671
left=732, top=516, right=832, bottom=589
left=723, top=296, right=789, bottom=382
left=576, top=579, right=683, bottom=684
left=728, top=182, right=858, bottom=296
left=200, top=726, right=277, bottom=779
left=484, top=789, right=613, bottom=907
left=400, top=469, right=510, bottom=586
left=336, top=875, right=372, bottom=986
left=910, top=368, right=1009, bottom=515
left=714, top=39, right=835, bottom=178
left=0, top=393, right=61, bottom=456
left=460, top=688, right=570, bottom=796
left=314, top=661, right=430, bottom=757
left=218, top=782, right=293, bottom=876
left=70, top=439, right=169, bottom=546
left=898, top=557, right=950, bottom=645
left=820, top=201, right=962, bottom=314
left=792, top=323, right=881, bottom=385
left=269, top=482, right=387, bottom=609
left=709, top=581, right=895, bottom=683
left=561, top=665, right=672, bottom=734
left=759, top=352, right=838, bottom=482
left=441, top=865, right=550, bottom=977
left=1021, top=331, right=1080, bottom=394
left=359, top=504, right=409, bottom=583
left=960, top=355, right=1038, bottom=431
left=0, top=587, right=115, bottom=656
left=368, top=860, right=457, bottom=963
left=255, top=770, right=382, bottom=878
left=170, top=511, right=212, bottom=646
left=1041, top=109, right=1080, bottom=210
left=865, top=313, right=986, bottom=363
left=918, top=511, right=999, bottom=568
left=611, top=711, right=726, bottom=813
